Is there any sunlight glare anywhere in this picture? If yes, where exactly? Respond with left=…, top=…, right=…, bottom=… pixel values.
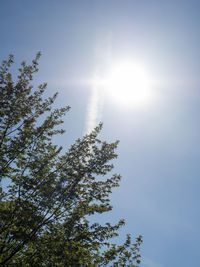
left=104, top=62, right=154, bottom=108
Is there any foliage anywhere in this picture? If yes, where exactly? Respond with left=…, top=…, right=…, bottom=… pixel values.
left=0, top=53, right=142, bottom=266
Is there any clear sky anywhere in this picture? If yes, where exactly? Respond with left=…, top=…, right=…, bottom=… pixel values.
left=1, top=1, right=200, bottom=266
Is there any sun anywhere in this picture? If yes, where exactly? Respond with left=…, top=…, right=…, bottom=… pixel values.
left=103, top=62, right=154, bottom=108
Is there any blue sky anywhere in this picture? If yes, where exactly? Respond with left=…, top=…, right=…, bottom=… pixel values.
left=1, top=1, right=200, bottom=266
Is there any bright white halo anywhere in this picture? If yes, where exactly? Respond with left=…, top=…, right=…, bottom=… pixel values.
left=103, top=62, right=154, bottom=108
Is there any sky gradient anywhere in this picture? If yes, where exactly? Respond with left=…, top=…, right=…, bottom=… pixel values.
left=1, top=1, right=200, bottom=266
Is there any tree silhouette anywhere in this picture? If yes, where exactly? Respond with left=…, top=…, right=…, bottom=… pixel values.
left=0, top=53, right=142, bottom=266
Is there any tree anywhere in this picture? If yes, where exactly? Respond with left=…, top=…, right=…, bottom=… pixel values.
left=0, top=53, right=142, bottom=266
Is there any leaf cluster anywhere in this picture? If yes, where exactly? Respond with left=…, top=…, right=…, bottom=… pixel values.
left=0, top=54, right=142, bottom=266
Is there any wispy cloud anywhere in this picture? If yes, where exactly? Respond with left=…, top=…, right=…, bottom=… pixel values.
left=84, top=72, right=102, bottom=134
left=84, top=34, right=112, bottom=135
